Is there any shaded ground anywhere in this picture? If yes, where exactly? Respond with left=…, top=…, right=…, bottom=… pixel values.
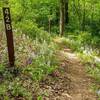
left=40, top=48, right=98, bottom=100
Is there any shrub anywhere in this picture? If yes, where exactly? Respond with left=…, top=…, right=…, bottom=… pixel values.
left=23, top=40, right=58, bottom=81
left=86, top=63, right=100, bottom=82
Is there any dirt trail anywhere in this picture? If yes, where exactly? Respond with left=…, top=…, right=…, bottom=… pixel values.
left=40, top=49, right=98, bottom=100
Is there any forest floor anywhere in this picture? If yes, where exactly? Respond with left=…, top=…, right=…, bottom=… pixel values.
left=40, top=47, right=98, bottom=100
left=0, top=34, right=99, bottom=100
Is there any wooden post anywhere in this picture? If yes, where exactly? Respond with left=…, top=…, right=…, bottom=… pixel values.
left=3, top=7, right=15, bottom=67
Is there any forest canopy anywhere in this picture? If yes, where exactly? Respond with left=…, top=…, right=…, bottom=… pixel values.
left=0, top=0, right=100, bottom=35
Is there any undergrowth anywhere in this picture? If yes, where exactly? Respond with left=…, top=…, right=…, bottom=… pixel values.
left=0, top=32, right=59, bottom=99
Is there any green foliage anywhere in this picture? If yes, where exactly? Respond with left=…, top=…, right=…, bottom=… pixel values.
left=86, top=63, right=100, bottom=82
left=64, top=32, right=100, bottom=53
left=23, top=40, right=58, bottom=81
left=69, top=0, right=100, bottom=33
left=7, top=0, right=59, bottom=36
left=36, top=30, right=52, bottom=43
left=0, top=0, right=100, bottom=35
left=37, top=95, right=43, bottom=100
left=8, top=78, right=32, bottom=100
left=0, top=64, right=5, bottom=73
left=0, top=79, right=32, bottom=100
left=0, top=84, right=7, bottom=96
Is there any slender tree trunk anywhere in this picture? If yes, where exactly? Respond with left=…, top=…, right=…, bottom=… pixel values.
left=60, top=0, right=65, bottom=36
left=65, top=0, right=69, bottom=24
left=91, top=3, right=94, bottom=22
left=82, top=0, right=86, bottom=31
left=48, top=18, right=51, bottom=33
left=77, top=0, right=81, bottom=30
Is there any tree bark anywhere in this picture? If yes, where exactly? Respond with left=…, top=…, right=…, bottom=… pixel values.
left=64, top=0, right=69, bottom=24
left=60, top=0, right=65, bottom=36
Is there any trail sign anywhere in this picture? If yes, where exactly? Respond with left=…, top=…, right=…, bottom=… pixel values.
left=3, top=7, right=15, bottom=67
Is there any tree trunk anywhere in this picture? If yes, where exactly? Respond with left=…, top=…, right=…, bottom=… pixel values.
left=65, top=0, right=69, bottom=24
left=48, top=18, right=51, bottom=33
left=60, top=0, right=65, bottom=36
left=91, top=3, right=94, bottom=22
left=82, top=0, right=86, bottom=31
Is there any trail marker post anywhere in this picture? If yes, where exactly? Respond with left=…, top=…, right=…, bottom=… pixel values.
left=3, top=7, right=15, bottom=67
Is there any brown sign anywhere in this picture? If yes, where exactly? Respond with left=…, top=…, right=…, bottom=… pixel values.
left=3, top=7, right=15, bottom=67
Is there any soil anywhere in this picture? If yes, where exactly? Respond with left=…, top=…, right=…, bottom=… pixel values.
left=40, top=48, right=98, bottom=100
